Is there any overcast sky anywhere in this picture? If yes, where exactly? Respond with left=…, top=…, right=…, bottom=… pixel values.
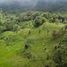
left=0, top=0, right=39, bottom=6
left=0, top=0, right=66, bottom=4
left=0, top=0, right=53, bottom=3
left=0, top=0, right=36, bottom=3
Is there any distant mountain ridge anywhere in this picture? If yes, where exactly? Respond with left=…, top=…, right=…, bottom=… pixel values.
left=0, top=0, right=67, bottom=12
left=34, top=0, right=67, bottom=11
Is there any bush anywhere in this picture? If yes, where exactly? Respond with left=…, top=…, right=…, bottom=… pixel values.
left=58, top=16, right=65, bottom=23
left=52, top=30, right=61, bottom=40
left=52, top=27, right=66, bottom=40
left=53, top=46, right=67, bottom=67
left=32, top=12, right=40, bottom=20
left=45, top=64, right=49, bottom=67
left=64, top=25, right=67, bottom=30
left=34, top=16, right=45, bottom=27
left=53, top=34, right=67, bottom=67
left=23, top=50, right=32, bottom=59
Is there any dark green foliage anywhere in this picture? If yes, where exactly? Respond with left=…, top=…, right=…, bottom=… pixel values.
left=46, top=54, right=50, bottom=60
left=34, top=16, right=45, bottom=27
left=50, top=17, right=56, bottom=23
left=64, top=25, right=67, bottom=30
left=23, top=50, right=32, bottom=59
left=32, top=12, right=40, bottom=20
left=53, top=34, right=67, bottom=67
left=24, top=42, right=30, bottom=50
left=45, top=65, right=49, bottom=67
left=58, top=16, right=65, bottom=23
left=53, top=46, right=67, bottom=67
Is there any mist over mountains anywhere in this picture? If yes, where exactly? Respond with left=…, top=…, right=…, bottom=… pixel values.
left=0, top=0, right=67, bottom=11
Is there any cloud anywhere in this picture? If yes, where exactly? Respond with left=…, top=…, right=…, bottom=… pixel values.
left=0, top=0, right=35, bottom=3
left=0, top=0, right=34, bottom=3
left=0, top=0, right=65, bottom=5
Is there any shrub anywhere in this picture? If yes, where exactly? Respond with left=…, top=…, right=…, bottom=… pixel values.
left=24, top=43, right=30, bottom=49
left=32, top=12, right=40, bottom=20
left=53, top=47, right=67, bottom=67
left=53, top=34, right=67, bottom=67
left=45, top=64, right=49, bottom=67
left=52, top=30, right=61, bottom=40
left=23, top=50, right=32, bottom=59
left=58, top=16, right=65, bottom=23
left=64, top=25, right=67, bottom=30
left=52, top=27, right=66, bottom=40
left=34, top=16, right=45, bottom=27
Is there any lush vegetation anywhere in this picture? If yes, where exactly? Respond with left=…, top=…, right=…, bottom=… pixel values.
left=0, top=10, right=67, bottom=67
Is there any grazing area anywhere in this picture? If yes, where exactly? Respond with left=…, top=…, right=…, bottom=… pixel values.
left=0, top=11, right=67, bottom=67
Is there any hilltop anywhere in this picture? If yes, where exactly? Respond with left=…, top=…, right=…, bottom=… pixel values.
left=0, top=11, right=67, bottom=67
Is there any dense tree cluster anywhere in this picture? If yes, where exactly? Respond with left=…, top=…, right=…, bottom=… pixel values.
left=53, top=34, right=67, bottom=67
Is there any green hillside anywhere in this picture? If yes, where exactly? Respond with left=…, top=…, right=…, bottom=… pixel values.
left=0, top=11, right=67, bottom=67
